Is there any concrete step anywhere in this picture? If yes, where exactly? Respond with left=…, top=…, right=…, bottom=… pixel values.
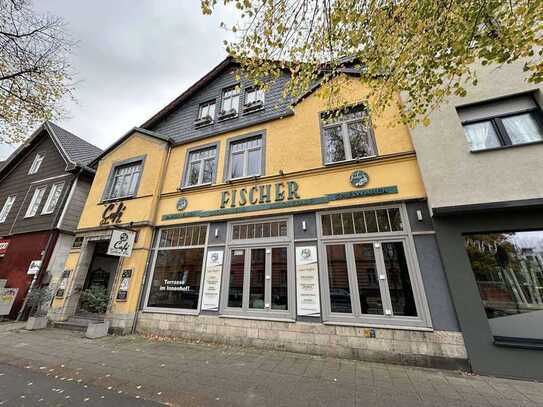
left=53, top=316, right=104, bottom=332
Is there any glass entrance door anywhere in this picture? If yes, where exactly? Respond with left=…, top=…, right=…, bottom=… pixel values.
left=226, top=246, right=290, bottom=315
left=324, top=239, right=418, bottom=320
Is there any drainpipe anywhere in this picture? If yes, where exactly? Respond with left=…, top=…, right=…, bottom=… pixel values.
left=130, top=141, right=172, bottom=334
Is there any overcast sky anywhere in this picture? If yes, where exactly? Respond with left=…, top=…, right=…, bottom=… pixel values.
left=0, top=1, right=236, bottom=159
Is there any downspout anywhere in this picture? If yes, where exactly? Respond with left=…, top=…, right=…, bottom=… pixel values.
left=130, top=142, right=172, bottom=334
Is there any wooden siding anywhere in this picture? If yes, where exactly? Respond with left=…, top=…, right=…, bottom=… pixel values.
left=149, top=66, right=292, bottom=144
left=0, top=131, right=70, bottom=237
left=58, top=174, right=92, bottom=232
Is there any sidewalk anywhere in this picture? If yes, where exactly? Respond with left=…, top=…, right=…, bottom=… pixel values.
left=0, top=327, right=542, bottom=407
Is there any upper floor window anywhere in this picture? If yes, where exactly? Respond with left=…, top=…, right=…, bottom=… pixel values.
left=244, top=87, right=265, bottom=111
left=183, top=145, right=217, bottom=187
left=41, top=182, right=64, bottom=215
left=28, top=152, right=44, bottom=174
left=104, top=158, right=143, bottom=201
left=458, top=94, right=543, bottom=151
left=227, top=136, right=263, bottom=179
left=320, top=104, right=376, bottom=164
left=220, top=86, right=240, bottom=118
left=196, top=100, right=216, bottom=126
left=0, top=195, right=16, bottom=223
left=25, top=186, right=46, bottom=218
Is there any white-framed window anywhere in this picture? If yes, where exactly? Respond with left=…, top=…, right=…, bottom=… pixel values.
left=197, top=101, right=216, bottom=123
left=321, top=104, right=376, bottom=164
left=104, top=159, right=143, bottom=201
left=228, top=136, right=263, bottom=179
left=184, top=145, right=217, bottom=187
left=25, top=186, right=46, bottom=218
left=220, top=86, right=240, bottom=117
left=41, top=182, right=65, bottom=215
left=0, top=195, right=16, bottom=223
left=28, top=152, right=45, bottom=175
left=244, top=87, right=265, bottom=109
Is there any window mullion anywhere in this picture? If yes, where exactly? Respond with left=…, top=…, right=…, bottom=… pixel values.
left=342, top=122, right=352, bottom=160
left=198, top=158, right=204, bottom=184
left=242, top=249, right=251, bottom=311
left=493, top=118, right=513, bottom=146
left=374, top=243, right=394, bottom=317
left=243, top=149, right=249, bottom=177
left=264, top=248, right=272, bottom=311
left=346, top=243, right=362, bottom=317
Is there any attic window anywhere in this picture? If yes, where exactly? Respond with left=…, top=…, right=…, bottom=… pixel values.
left=244, top=87, right=265, bottom=112
left=220, top=86, right=240, bottom=119
left=28, top=152, right=45, bottom=175
left=196, top=101, right=216, bottom=126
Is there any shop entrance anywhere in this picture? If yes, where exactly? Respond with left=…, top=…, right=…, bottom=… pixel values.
left=76, top=242, right=119, bottom=316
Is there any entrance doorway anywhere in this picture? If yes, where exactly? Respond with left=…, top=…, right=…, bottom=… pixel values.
left=77, top=242, right=119, bottom=317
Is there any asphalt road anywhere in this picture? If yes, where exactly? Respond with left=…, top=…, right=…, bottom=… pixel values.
left=0, top=363, right=163, bottom=407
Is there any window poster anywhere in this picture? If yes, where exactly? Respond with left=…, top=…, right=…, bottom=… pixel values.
left=0, top=287, right=18, bottom=316
left=296, top=246, right=321, bottom=317
left=201, top=250, right=224, bottom=311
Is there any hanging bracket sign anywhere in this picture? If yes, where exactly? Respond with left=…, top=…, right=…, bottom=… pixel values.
left=107, top=229, right=136, bottom=257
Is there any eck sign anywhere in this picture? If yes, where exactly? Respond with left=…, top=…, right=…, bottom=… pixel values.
left=107, top=229, right=136, bottom=257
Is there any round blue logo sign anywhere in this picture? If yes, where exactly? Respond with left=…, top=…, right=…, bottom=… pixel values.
left=176, top=197, right=188, bottom=211
left=350, top=170, right=369, bottom=188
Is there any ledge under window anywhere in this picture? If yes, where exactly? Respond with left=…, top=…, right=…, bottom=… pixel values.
left=324, top=155, right=378, bottom=167
left=493, top=336, right=543, bottom=350
left=470, top=139, right=543, bottom=153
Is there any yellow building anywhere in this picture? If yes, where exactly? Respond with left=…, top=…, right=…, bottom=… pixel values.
left=51, top=58, right=467, bottom=368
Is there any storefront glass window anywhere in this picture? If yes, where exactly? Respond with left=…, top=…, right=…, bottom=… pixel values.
left=271, top=247, right=288, bottom=310
left=465, top=231, right=543, bottom=341
left=249, top=249, right=266, bottom=309
left=228, top=249, right=245, bottom=308
left=383, top=242, right=417, bottom=317
left=147, top=248, right=205, bottom=309
left=326, top=244, right=352, bottom=313
left=354, top=243, right=383, bottom=315
left=321, top=208, right=403, bottom=236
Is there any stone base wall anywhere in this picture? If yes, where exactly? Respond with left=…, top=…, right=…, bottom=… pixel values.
left=136, top=312, right=469, bottom=370
left=106, top=313, right=136, bottom=335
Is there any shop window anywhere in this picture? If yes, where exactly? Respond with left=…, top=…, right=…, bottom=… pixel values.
left=226, top=135, right=263, bottom=180
left=0, top=195, right=16, bottom=223
left=146, top=225, right=208, bottom=312
left=183, top=145, right=218, bottom=187
left=457, top=94, right=543, bottom=151
left=464, top=231, right=543, bottom=345
left=28, top=152, right=44, bottom=175
left=232, top=220, right=287, bottom=240
left=321, top=208, right=402, bottom=236
left=41, top=182, right=64, bottom=215
left=225, top=246, right=291, bottom=316
left=323, top=240, right=418, bottom=323
left=24, top=186, right=46, bottom=218
left=103, top=157, right=144, bottom=201
left=320, top=104, right=376, bottom=164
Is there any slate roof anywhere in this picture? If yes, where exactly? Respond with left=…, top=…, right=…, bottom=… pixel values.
left=46, top=122, right=103, bottom=166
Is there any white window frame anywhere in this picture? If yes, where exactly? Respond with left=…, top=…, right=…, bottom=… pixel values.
left=41, top=182, right=65, bottom=215
left=28, top=152, right=45, bottom=175
left=0, top=195, right=16, bottom=223
left=25, top=186, right=47, bottom=218
left=321, top=105, right=377, bottom=165
left=220, top=86, right=240, bottom=116
left=317, top=204, right=432, bottom=329
left=197, top=100, right=216, bottom=122
left=182, top=144, right=218, bottom=187
left=226, top=135, right=264, bottom=180
left=244, top=87, right=265, bottom=107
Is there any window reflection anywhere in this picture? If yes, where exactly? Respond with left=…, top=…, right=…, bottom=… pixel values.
left=228, top=250, right=244, bottom=308
left=383, top=242, right=417, bottom=317
left=354, top=244, right=383, bottom=315
left=326, top=245, right=352, bottom=313
left=271, top=247, right=288, bottom=310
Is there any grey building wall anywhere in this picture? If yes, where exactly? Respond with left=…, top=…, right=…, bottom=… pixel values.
left=406, top=60, right=543, bottom=210
left=0, top=132, right=70, bottom=237
left=149, top=65, right=292, bottom=143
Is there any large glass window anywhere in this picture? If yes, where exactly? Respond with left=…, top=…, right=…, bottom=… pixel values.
left=220, top=86, right=240, bottom=117
left=41, top=182, right=64, bottom=215
left=465, top=231, right=543, bottom=342
left=321, top=208, right=403, bottom=236
left=184, top=146, right=217, bottom=187
left=323, top=240, right=419, bottom=322
left=105, top=160, right=142, bottom=200
left=228, top=136, right=263, bottom=179
left=0, top=195, right=16, bottom=223
left=321, top=104, right=376, bottom=164
left=146, top=225, right=207, bottom=311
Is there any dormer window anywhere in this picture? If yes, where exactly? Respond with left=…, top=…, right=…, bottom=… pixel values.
left=195, top=101, right=216, bottom=127
left=244, top=87, right=265, bottom=112
left=28, top=152, right=44, bottom=175
left=219, top=86, right=240, bottom=119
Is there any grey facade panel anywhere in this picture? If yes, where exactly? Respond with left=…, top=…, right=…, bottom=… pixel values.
left=59, top=175, right=92, bottom=232
left=405, top=201, right=433, bottom=233
left=433, top=207, right=543, bottom=380
left=412, top=234, right=460, bottom=332
left=293, top=212, right=317, bottom=240
left=207, top=221, right=227, bottom=245
left=149, top=67, right=292, bottom=144
left=0, top=133, right=69, bottom=237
